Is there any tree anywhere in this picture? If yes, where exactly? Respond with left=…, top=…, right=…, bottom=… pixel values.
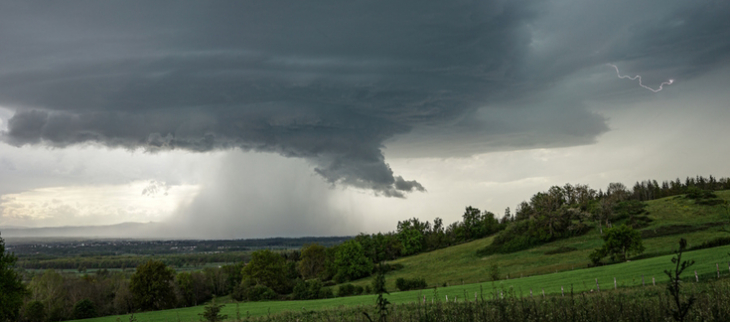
left=0, top=232, right=26, bottom=322
left=461, top=206, right=482, bottom=241
left=397, top=219, right=426, bottom=255
left=203, top=267, right=228, bottom=297
left=590, top=224, right=644, bottom=263
left=129, top=260, right=176, bottom=311
left=241, top=250, right=291, bottom=294
left=334, top=240, right=373, bottom=282
left=72, top=299, right=97, bottom=319
left=23, top=301, right=46, bottom=322
left=221, top=262, right=245, bottom=294
left=198, top=297, right=227, bottom=322
left=298, top=244, right=327, bottom=279
left=29, top=269, right=66, bottom=320
left=176, top=271, right=211, bottom=307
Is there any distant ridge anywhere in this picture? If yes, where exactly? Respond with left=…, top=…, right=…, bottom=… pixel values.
left=0, top=222, right=166, bottom=239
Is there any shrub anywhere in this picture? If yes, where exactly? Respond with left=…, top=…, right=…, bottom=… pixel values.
left=198, top=297, right=227, bottom=322
left=590, top=224, right=644, bottom=263
left=695, top=198, right=724, bottom=206
left=380, top=263, right=404, bottom=273
left=337, top=283, right=356, bottom=297
left=354, top=285, right=364, bottom=295
left=234, top=283, right=278, bottom=302
left=292, top=279, right=324, bottom=300
left=395, top=277, right=427, bottom=291
left=23, top=301, right=46, bottom=322
left=72, top=299, right=97, bottom=319
left=488, top=263, right=500, bottom=281
left=686, top=186, right=716, bottom=200
left=318, top=287, right=334, bottom=299
left=689, top=237, right=730, bottom=251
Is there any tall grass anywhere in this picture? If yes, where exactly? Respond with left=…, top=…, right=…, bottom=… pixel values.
left=243, top=279, right=730, bottom=322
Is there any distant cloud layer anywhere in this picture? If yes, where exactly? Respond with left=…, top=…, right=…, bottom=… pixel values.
left=1, top=1, right=728, bottom=197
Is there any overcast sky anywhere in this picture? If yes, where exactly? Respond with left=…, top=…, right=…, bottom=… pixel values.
left=1, top=0, right=729, bottom=238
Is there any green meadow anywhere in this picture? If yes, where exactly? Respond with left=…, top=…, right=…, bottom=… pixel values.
left=71, top=191, right=730, bottom=322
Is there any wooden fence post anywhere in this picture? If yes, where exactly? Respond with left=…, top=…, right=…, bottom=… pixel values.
left=614, top=277, right=617, bottom=290
left=652, top=277, right=655, bottom=286
left=596, top=278, right=600, bottom=292
left=561, top=286, right=564, bottom=297
left=542, top=289, right=545, bottom=297
left=530, top=289, right=533, bottom=297
left=695, top=270, right=699, bottom=282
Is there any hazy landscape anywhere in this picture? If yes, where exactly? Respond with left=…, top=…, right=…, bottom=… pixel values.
left=2, top=1, right=730, bottom=321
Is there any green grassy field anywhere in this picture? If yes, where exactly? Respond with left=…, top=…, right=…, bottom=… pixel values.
left=72, top=244, right=730, bottom=322
left=70, top=192, right=730, bottom=322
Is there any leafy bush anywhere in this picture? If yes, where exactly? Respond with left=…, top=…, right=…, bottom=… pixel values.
left=23, top=301, right=46, bottom=322
left=292, top=279, right=324, bottom=300
left=695, top=198, right=724, bottom=206
left=395, top=277, right=427, bottom=291
left=380, top=263, right=404, bottom=273
left=589, top=224, right=644, bottom=264
left=318, top=287, right=334, bottom=299
left=689, top=236, right=730, bottom=251
left=72, top=299, right=97, bottom=319
left=198, top=297, right=227, bottom=322
left=686, top=186, right=717, bottom=200
left=337, top=283, right=356, bottom=297
left=488, top=263, right=500, bottom=281
left=234, top=283, right=278, bottom=302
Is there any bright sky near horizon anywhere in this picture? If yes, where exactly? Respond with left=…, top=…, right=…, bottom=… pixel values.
left=0, top=1, right=729, bottom=238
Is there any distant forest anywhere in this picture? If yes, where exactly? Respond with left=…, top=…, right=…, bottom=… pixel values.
left=9, top=237, right=350, bottom=270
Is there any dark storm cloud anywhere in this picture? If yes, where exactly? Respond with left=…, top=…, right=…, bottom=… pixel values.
left=1, top=1, right=729, bottom=195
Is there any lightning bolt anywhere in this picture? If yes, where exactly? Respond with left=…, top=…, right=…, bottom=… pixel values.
left=608, top=64, right=674, bottom=92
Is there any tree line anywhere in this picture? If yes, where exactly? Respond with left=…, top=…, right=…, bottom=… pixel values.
left=478, top=175, right=730, bottom=256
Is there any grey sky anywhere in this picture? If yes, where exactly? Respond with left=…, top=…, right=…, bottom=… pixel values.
left=0, top=0, right=729, bottom=237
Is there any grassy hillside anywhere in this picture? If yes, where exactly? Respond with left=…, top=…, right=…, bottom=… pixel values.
left=71, top=245, right=730, bottom=322
left=346, top=190, right=730, bottom=290
left=70, top=191, right=730, bottom=321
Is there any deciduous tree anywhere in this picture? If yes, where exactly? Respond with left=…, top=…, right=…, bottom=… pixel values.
left=129, top=260, right=176, bottom=311
left=0, top=233, right=27, bottom=322
left=241, top=250, right=291, bottom=294
left=334, top=240, right=373, bottom=282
